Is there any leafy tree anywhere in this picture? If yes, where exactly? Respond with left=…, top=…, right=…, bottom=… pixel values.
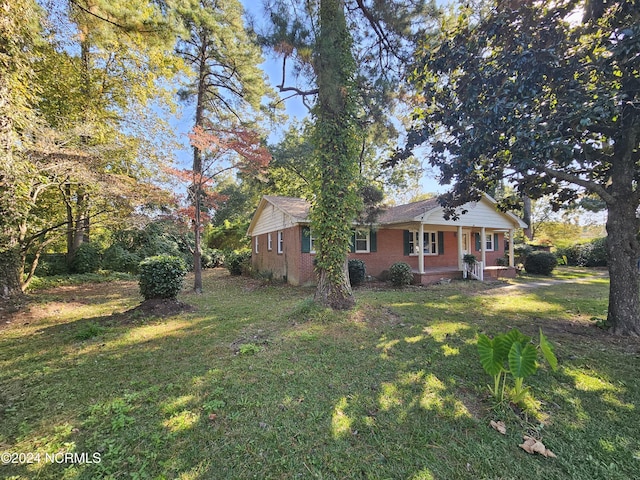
left=0, top=0, right=44, bottom=296
left=169, top=127, right=270, bottom=287
left=399, top=0, right=640, bottom=335
left=311, top=0, right=361, bottom=309
left=40, top=0, right=182, bottom=263
left=174, top=0, right=276, bottom=293
left=258, top=0, right=435, bottom=309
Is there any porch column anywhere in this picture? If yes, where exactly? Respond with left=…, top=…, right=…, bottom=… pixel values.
left=508, top=229, right=515, bottom=267
left=457, top=226, right=463, bottom=270
left=480, top=227, right=487, bottom=266
left=418, top=223, right=425, bottom=274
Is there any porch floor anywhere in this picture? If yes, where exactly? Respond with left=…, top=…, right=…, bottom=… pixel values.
left=412, top=266, right=517, bottom=285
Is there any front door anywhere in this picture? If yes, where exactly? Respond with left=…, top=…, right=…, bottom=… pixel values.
left=462, top=230, right=471, bottom=256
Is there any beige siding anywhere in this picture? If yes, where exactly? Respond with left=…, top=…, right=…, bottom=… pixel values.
left=421, top=198, right=519, bottom=230
left=251, top=204, right=300, bottom=236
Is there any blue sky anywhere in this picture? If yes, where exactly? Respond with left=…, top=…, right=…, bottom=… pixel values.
left=172, top=0, right=445, bottom=195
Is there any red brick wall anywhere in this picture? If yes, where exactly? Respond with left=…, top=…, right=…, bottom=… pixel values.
left=251, top=226, right=317, bottom=285
left=350, top=230, right=462, bottom=277
left=252, top=227, right=506, bottom=284
left=471, top=232, right=505, bottom=266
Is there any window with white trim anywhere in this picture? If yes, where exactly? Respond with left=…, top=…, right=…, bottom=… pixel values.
left=277, top=231, right=284, bottom=254
left=409, top=230, right=439, bottom=255
left=354, top=229, right=370, bottom=253
left=485, top=234, right=494, bottom=251
left=267, top=233, right=272, bottom=251
left=310, top=232, right=316, bottom=253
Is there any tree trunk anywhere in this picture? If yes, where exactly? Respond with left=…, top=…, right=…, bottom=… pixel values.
left=605, top=193, right=640, bottom=337
left=191, top=31, right=208, bottom=294
left=314, top=259, right=355, bottom=310
left=0, top=247, right=23, bottom=297
left=192, top=185, right=203, bottom=294
left=312, top=0, right=359, bottom=310
left=522, top=195, right=533, bottom=240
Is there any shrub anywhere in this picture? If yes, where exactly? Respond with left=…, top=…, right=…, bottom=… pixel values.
left=70, top=243, right=102, bottom=274
left=557, top=237, right=608, bottom=267
left=225, top=250, right=251, bottom=276
left=102, top=245, right=141, bottom=273
left=348, top=259, right=366, bottom=286
left=32, top=253, right=68, bottom=276
left=524, top=251, right=558, bottom=276
left=201, top=248, right=224, bottom=268
left=138, top=255, right=187, bottom=300
left=388, top=262, right=414, bottom=287
left=514, top=244, right=533, bottom=266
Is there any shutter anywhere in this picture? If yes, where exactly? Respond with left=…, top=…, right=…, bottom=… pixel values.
left=475, top=233, right=481, bottom=251
left=370, top=230, right=377, bottom=252
left=350, top=230, right=355, bottom=253
left=403, top=230, right=411, bottom=255
left=494, top=233, right=499, bottom=251
left=438, top=231, right=444, bottom=255
left=301, top=226, right=311, bottom=253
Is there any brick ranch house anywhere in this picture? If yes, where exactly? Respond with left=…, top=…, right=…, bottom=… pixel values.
left=247, top=195, right=528, bottom=286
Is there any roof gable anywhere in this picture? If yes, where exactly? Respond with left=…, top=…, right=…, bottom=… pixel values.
left=247, top=195, right=311, bottom=236
left=248, top=194, right=526, bottom=235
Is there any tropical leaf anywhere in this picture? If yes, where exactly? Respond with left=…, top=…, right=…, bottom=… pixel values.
left=503, top=328, right=531, bottom=347
left=539, top=328, right=558, bottom=371
left=477, top=334, right=504, bottom=376
left=508, top=342, right=538, bottom=379
left=493, top=332, right=514, bottom=365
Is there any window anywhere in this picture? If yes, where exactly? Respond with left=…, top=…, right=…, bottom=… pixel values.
left=409, top=230, right=439, bottom=255
left=485, top=234, right=494, bottom=251
left=267, top=233, right=272, bottom=251
left=255, top=236, right=259, bottom=254
left=309, top=232, right=316, bottom=253
left=277, top=231, right=284, bottom=254
left=354, top=229, right=369, bottom=253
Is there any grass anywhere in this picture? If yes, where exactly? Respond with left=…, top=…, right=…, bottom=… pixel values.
left=1, top=268, right=638, bottom=479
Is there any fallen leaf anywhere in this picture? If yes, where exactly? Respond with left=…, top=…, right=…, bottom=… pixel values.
left=208, top=413, right=217, bottom=421
left=519, top=435, right=556, bottom=458
left=490, top=420, right=507, bottom=435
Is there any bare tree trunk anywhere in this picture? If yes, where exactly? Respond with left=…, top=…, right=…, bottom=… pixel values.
left=191, top=31, right=208, bottom=294
left=606, top=192, right=640, bottom=336
left=0, top=247, right=22, bottom=298
left=522, top=195, right=533, bottom=240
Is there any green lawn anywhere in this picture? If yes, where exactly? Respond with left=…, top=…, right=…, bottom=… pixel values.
left=1, top=268, right=638, bottom=479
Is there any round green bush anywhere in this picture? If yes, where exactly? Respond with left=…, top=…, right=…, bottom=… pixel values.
left=348, top=259, right=366, bottom=286
left=524, top=251, right=558, bottom=276
left=138, top=255, right=187, bottom=300
left=389, top=262, right=414, bottom=287
left=70, top=242, right=102, bottom=274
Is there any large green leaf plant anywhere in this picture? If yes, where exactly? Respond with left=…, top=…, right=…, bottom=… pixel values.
left=477, top=328, right=558, bottom=406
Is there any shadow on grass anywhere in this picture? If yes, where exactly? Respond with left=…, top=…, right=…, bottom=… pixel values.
left=1, top=271, right=639, bottom=479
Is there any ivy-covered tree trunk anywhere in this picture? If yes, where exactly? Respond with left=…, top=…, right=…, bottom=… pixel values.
left=311, top=0, right=361, bottom=310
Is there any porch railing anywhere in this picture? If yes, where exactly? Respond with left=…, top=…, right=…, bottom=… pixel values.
left=463, top=261, right=484, bottom=281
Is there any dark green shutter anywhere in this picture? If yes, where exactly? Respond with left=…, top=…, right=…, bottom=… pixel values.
left=350, top=230, right=355, bottom=253
left=403, top=230, right=411, bottom=255
left=475, top=233, right=481, bottom=251
left=370, top=230, right=377, bottom=252
left=438, top=231, right=444, bottom=255
left=301, top=226, right=311, bottom=253
left=494, top=233, right=499, bottom=251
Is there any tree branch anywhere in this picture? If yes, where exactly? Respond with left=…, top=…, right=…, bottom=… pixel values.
left=541, top=165, right=615, bottom=205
